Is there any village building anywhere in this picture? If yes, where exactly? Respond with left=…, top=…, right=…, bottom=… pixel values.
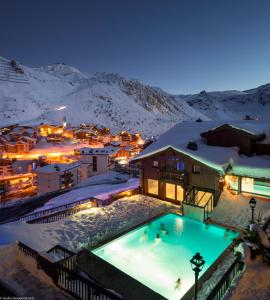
left=74, top=147, right=117, bottom=181
left=38, top=124, right=63, bottom=137
left=133, top=121, right=270, bottom=209
left=12, top=160, right=33, bottom=174
left=21, top=136, right=37, bottom=149
left=0, top=159, right=13, bottom=176
left=15, top=141, right=30, bottom=153
left=35, top=162, right=80, bottom=194
left=4, top=142, right=17, bottom=153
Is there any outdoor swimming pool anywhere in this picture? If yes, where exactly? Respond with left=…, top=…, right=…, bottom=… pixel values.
left=92, top=213, right=238, bottom=300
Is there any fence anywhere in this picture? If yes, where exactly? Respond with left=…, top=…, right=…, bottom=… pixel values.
left=26, top=200, right=98, bottom=224
left=20, top=197, right=98, bottom=223
left=111, top=187, right=141, bottom=201
left=205, top=254, right=244, bottom=300
left=17, top=241, right=122, bottom=300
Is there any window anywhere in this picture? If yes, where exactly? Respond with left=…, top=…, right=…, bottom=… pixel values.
left=192, top=165, right=200, bottom=174
left=153, top=160, right=159, bottom=168
left=166, top=183, right=175, bottom=199
left=177, top=162, right=184, bottom=171
left=148, top=179, right=158, bottom=195
left=177, top=185, right=184, bottom=201
left=93, top=156, right=97, bottom=172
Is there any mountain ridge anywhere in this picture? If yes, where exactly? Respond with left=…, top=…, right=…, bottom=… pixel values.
left=0, top=57, right=206, bottom=136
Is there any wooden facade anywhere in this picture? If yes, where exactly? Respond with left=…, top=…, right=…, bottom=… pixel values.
left=200, top=124, right=266, bottom=156
left=138, top=147, right=222, bottom=206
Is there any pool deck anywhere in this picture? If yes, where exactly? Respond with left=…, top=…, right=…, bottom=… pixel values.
left=77, top=250, right=167, bottom=300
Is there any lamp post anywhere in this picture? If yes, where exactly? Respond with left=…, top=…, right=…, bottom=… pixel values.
left=249, top=196, right=256, bottom=223
left=190, top=252, right=205, bottom=300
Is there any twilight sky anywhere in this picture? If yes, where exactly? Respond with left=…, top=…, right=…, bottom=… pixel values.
left=1, top=0, right=270, bottom=94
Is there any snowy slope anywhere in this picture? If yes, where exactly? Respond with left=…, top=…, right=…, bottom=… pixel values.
left=0, top=57, right=205, bottom=136
left=177, top=86, right=270, bottom=120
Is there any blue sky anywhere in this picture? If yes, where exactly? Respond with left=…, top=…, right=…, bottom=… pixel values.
left=1, top=0, right=270, bottom=93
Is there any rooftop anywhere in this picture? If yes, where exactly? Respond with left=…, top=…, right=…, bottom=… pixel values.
left=133, top=120, right=270, bottom=178
left=35, top=162, right=80, bottom=174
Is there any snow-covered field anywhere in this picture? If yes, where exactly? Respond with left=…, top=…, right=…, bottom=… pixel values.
left=0, top=195, right=177, bottom=252
left=211, top=189, right=270, bottom=229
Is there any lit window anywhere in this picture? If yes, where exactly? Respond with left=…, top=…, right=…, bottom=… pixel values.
left=148, top=179, right=158, bottom=195
left=192, top=165, right=201, bottom=174
left=177, top=162, right=184, bottom=171
left=166, top=183, right=175, bottom=199
left=153, top=160, right=158, bottom=168
left=177, top=185, right=184, bottom=201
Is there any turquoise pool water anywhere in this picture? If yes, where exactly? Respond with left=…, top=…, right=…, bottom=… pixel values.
left=92, top=213, right=238, bottom=300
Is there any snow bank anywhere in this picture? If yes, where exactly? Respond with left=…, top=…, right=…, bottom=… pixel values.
left=211, top=189, right=270, bottom=229
left=75, top=171, right=129, bottom=187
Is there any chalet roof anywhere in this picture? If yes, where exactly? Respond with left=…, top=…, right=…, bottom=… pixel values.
left=200, top=123, right=265, bottom=140
left=35, top=162, right=80, bottom=174
left=133, top=120, right=270, bottom=178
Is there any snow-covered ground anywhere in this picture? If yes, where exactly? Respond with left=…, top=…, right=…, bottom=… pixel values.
left=225, top=255, right=270, bottom=300
left=0, top=195, right=177, bottom=252
left=211, top=189, right=270, bottom=229
left=75, top=171, right=129, bottom=187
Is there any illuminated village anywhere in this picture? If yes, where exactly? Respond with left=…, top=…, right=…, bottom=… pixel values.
left=0, top=117, right=145, bottom=203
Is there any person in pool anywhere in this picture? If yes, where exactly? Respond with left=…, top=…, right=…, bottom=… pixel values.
left=159, top=223, right=169, bottom=235
left=140, top=230, right=148, bottom=242
left=155, top=233, right=162, bottom=244
left=224, top=228, right=230, bottom=238
left=175, top=277, right=181, bottom=290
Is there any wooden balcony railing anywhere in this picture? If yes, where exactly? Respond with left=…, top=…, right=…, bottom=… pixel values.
left=158, top=167, right=186, bottom=185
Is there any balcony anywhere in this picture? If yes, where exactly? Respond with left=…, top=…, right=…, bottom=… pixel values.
left=159, top=166, right=186, bottom=185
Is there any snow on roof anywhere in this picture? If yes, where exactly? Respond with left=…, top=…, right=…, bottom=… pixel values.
left=35, top=162, right=80, bottom=174
left=76, top=147, right=117, bottom=155
left=133, top=120, right=270, bottom=177
left=202, top=123, right=265, bottom=137
left=228, top=155, right=270, bottom=179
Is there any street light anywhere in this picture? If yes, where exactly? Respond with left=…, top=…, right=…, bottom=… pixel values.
left=249, top=196, right=256, bottom=223
left=190, top=252, right=205, bottom=300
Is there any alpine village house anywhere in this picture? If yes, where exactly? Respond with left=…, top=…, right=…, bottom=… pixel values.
left=133, top=120, right=270, bottom=221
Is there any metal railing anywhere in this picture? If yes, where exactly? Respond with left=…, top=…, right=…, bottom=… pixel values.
left=17, top=241, right=122, bottom=300
left=25, top=200, right=98, bottom=224
left=159, top=167, right=186, bottom=185
left=20, top=197, right=97, bottom=223
left=206, top=254, right=244, bottom=300
left=183, top=187, right=214, bottom=221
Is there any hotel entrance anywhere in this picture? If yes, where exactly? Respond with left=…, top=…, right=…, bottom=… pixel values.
left=165, top=183, right=184, bottom=204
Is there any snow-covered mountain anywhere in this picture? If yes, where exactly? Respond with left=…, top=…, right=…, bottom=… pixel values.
left=177, top=85, right=270, bottom=120
left=0, top=57, right=205, bottom=136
